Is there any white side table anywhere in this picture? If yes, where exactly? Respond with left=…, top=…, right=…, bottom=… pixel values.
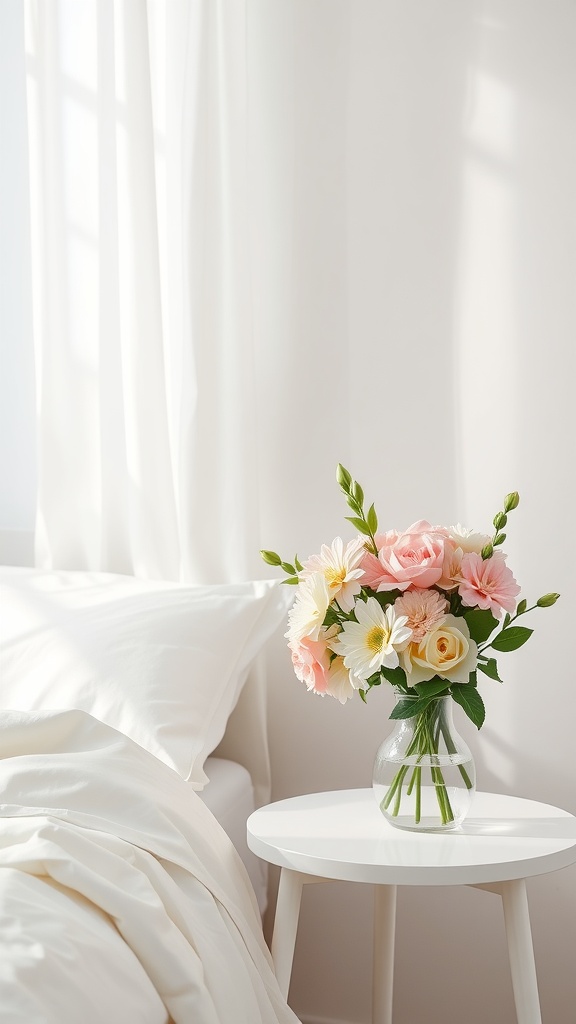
left=247, top=789, right=576, bottom=1024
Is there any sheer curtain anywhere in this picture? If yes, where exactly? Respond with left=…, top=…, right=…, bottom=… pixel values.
left=25, top=0, right=258, bottom=584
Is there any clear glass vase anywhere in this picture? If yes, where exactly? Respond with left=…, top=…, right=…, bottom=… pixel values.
left=373, top=693, right=476, bottom=832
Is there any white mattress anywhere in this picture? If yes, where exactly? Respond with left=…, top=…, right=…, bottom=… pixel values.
left=200, top=757, right=268, bottom=914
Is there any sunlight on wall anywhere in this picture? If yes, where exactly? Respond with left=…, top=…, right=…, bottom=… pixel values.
left=456, top=68, right=519, bottom=525
left=455, top=63, right=520, bottom=788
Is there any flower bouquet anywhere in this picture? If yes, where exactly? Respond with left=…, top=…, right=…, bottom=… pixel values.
left=261, top=465, right=559, bottom=831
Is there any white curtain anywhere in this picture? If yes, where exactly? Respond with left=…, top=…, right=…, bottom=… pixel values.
left=25, top=0, right=258, bottom=584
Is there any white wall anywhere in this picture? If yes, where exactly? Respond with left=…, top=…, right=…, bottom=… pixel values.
left=249, top=3, right=576, bottom=1023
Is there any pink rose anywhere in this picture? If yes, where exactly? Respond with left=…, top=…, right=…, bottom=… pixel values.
left=288, top=636, right=331, bottom=694
left=368, top=520, right=449, bottom=592
left=359, top=531, right=399, bottom=588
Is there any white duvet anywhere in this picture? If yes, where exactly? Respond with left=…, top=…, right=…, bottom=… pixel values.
left=0, top=709, right=300, bottom=1024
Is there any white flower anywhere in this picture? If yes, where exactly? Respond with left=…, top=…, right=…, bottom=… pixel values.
left=330, top=597, right=413, bottom=681
left=303, top=536, right=365, bottom=612
left=325, top=656, right=362, bottom=705
left=449, top=524, right=491, bottom=555
left=285, top=573, right=331, bottom=643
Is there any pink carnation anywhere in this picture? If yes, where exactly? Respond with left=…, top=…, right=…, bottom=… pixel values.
left=288, top=636, right=331, bottom=694
left=367, top=520, right=449, bottom=592
left=394, top=589, right=449, bottom=643
left=458, top=551, right=521, bottom=617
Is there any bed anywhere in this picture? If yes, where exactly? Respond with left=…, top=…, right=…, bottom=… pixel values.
left=0, top=566, right=298, bottom=1024
left=201, top=756, right=268, bottom=915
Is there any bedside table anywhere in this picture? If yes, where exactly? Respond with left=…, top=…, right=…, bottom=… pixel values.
left=247, top=789, right=576, bottom=1024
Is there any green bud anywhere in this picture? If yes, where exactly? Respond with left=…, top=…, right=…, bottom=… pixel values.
left=260, top=549, right=282, bottom=566
left=336, top=464, right=352, bottom=491
left=493, top=511, right=507, bottom=530
left=494, top=533, right=506, bottom=545
left=504, top=491, right=520, bottom=512
left=536, top=592, right=560, bottom=607
left=481, top=542, right=494, bottom=560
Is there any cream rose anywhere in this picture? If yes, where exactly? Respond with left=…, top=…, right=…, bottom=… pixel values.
left=401, top=613, right=477, bottom=686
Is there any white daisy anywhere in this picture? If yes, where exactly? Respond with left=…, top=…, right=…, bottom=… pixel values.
left=330, top=596, right=413, bottom=680
left=303, top=536, right=365, bottom=612
left=325, top=656, right=362, bottom=705
left=285, top=572, right=331, bottom=643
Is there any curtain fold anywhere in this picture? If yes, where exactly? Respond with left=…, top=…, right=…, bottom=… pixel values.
left=25, top=0, right=256, bottom=584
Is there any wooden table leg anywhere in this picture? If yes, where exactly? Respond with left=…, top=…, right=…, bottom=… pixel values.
left=500, top=878, right=542, bottom=1024
left=373, top=884, right=397, bottom=1024
left=270, top=869, right=306, bottom=999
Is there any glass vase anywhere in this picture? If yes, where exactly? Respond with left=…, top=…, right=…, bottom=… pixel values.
left=373, top=693, right=476, bottom=832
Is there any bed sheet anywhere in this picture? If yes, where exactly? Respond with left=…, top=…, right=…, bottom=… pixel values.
left=0, top=708, right=300, bottom=1024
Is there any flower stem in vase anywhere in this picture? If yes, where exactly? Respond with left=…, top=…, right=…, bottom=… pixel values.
left=375, top=695, right=475, bottom=832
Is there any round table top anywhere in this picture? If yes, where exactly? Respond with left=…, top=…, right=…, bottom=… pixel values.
left=247, top=789, right=576, bottom=886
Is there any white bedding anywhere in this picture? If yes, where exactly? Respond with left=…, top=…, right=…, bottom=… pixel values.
left=0, top=709, right=300, bottom=1024
left=201, top=757, right=268, bottom=915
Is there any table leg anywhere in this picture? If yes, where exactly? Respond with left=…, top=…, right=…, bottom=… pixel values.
left=373, top=884, right=397, bottom=1024
left=271, top=869, right=305, bottom=999
left=500, top=878, right=542, bottom=1024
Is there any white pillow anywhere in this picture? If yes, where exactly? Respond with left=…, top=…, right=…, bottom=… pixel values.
left=0, top=567, right=291, bottom=788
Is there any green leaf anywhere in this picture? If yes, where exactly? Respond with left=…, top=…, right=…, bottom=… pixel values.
left=352, top=481, right=364, bottom=506
left=280, top=561, right=296, bottom=575
left=294, top=554, right=304, bottom=572
left=346, top=494, right=361, bottom=513
left=345, top=516, right=371, bottom=536
left=414, top=678, right=450, bottom=698
left=502, top=612, right=512, bottom=628
left=491, top=626, right=533, bottom=652
left=280, top=576, right=299, bottom=585
left=389, top=695, right=435, bottom=720
left=336, top=464, right=352, bottom=491
left=260, top=549, right=282, bottom=566
left=450, top=684, right=486, bottom=729
left=323, top=605, right=341, bottom=628
left=372, top=589, right=402, bottom=609
left=477, top=658, right=502, bottom=682
left=515, top=599, right=527, bottom=615
left=463, top=608, right=499, bottom=644
left=366, top=502, right=378, bottom=535
left=358, top=688, right=367, bottom=703
left=380, top=665, right=407, bottom=688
